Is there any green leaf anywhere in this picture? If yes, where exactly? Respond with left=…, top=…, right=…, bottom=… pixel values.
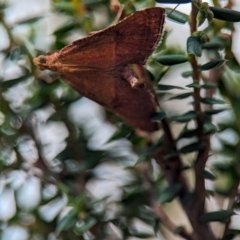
left=200, top=59, right=227, bottom=71
left=137, top=207, right=158, bottom=227
left=156, top=0, right=191, bottom=3
left=179, top=141, right=205, bottom=153
left=223, top=229, right=240, bottom=240
left=204, top=108, right=227, bottom=115
left=186, top=82, right=201, bottom=88
left=187, top=36, right=202, bottom=57
left=163, top=151, right=179, bottom=160
left=154, top=55, right=188, bottom=65
left=48, top=107, right=68, bottom=121
left=200, top=170, right=217, bottom=180
left=169, top=92, right=192, bottom=100
left=122, top=186, right=146, bottom=202
left=14, top=16, right=41, bottom=25
left=57, top=209, right=78, bottom=232
left=157, top=84, right=184, bottom=91
left=210, top=7, right=240, bottom=22
left=0, top=75, right=29, bottom=90
left=200, top=210, right=235, bottom=223
left=146, top=138, right=164, bottom=153
left=170, top=111, right=197, bottom=123
left=75, top=217, right=97, bottom=234
left=137, top=153, right=151, bottom=163
left=53, top=21, right=77, bottom=36
left=129, top=232, right=155, bottom=238
left=158, top=184, right=182, bottom=204
left=85, top=0, right=107, bottom=5
left=165, top=8, right=189, bottom=24
left=130, top=136, right=147, bottom=146
left=107, top=124, right=132, bottom=142
left=202, top=41, right=225, bottom=50
left=181, top=71, right=193, bottom=78
left=200, top=97, right=225, bottom=105
left=201, top=82, right=217, bottom=89
left=151, top=111, right=166, bottom=122
left=203, top=122, right=217, bottom=133
left=178, top=128, right=198, bottom=139
left=53, top=2, right=75, bottom=14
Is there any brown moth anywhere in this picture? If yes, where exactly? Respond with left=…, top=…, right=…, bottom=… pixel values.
left=34, top=7, right=165, bottom=132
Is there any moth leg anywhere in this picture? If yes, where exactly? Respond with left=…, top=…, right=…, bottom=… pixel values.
left=121, top=66, right=144, bottom=88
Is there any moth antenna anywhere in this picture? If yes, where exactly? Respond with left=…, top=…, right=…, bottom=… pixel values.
left=166, top=4, right=179, bottom=17
left=111, top=4, right=124, bottom=25
left=110, top=0, right=124, bottom=20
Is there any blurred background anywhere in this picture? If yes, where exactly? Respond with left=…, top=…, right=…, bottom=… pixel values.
left=0, top=0, right=240, bottom=239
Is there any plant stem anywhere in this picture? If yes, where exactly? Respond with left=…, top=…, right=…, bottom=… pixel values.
left=187, top=3, right=216, bottom=240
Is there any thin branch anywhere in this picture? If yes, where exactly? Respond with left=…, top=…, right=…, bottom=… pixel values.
left=223, top=181, right=239, bottom=237
left=183, top=3, right=216, bottom=239
left=134, top=64, right=189, bottom=194
left=189, top=1, right=206, bottom=215
left=141, top=162, right=194, bottom=240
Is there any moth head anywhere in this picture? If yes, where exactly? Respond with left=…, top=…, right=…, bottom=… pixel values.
left=33, top=52, right=59, bottom=72
left=33, top=55, right=48, bottom=70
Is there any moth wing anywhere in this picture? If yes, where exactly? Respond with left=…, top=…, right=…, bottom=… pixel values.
left=57, top=8, right=165, bottom=69
left=61, top=70, right=158, bottom=132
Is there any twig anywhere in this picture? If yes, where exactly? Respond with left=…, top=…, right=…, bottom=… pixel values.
left=133, top=64, right=189, bottom=193
left=223, top=180, right=239, bottom=237
left=141, top=162, right=194, bottom=240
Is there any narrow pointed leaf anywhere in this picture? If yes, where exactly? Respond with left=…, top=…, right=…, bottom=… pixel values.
left=163, top=152, right=179, bottom=160
left=157, top=84, right=184, bottom=90
left=204, top=108, right=227, bottom=115
left=169, top=92, right=192, bottom=100
left=154, top=55, right=188, bottom=65
left=75, top=217, right=97, bottom=234
left=200, top=170, right=217, bottom=180
left=178, top=129, right=198, bottom=139
left=200, top=59, right=227, bottom=71
left=107, top=124, right=132, bottom=142
left=201, top=82, right=217, bottom=89
left=151, top=111, right=166, bottom=122
left=57, top=209, right=78, bottom=232
left=53, top=2, right=75, bottom=14
left=129, top=232, right=155, bottom=238
left=170, top=111, right=197, bottom=123
left=158, top=184, right=182, bottom=204
left=179, top=141, right=205, bottom=153
left=202, top=41, right=224, bottom=50
left=146, top=139, right=164, bottom=153
left=15, top=16, right=42, bottom=25
left=182, top=71, right=193, bottom=78
left=1, top=75, right=29, bottom=90
left=156, top=1, right=191, bottom=4
left=186, top=82, right=201, bottom=88
left=53, top=21, right=77, bottom=36
left=200, top=97, right=225, bottom=105
left=223, top=229, right=240, bottom=240
left=200, top=210, right=235, bottom=223
left=203, top=122, right=217, bottom=133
